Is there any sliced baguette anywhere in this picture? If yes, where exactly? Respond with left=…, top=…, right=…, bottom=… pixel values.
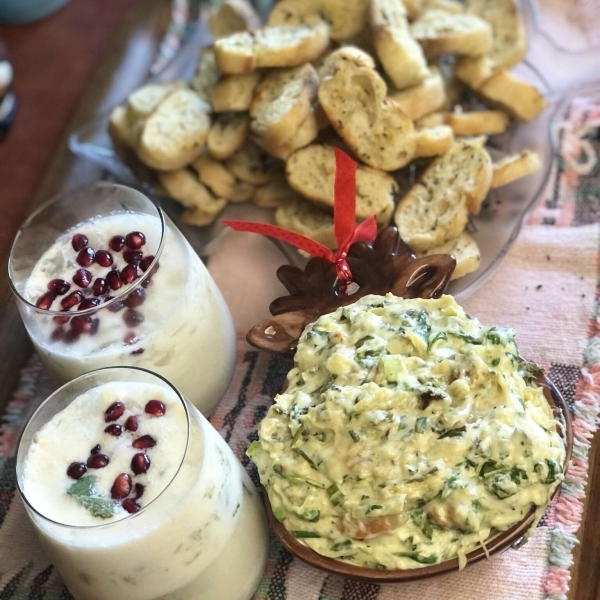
left=191, top=47, right=221, bottom=104
left=207, top=113, right=249, bottom=160
left=418, top=231, right=481, bottom=280
left=414, top=125, right=454, bottom=157
left=214, top=24, right=330, bottom=74
left=137, top=89, right=210, bottom=171
left=126, top=81, right=187, bottom=124
left=253, top=175, right=302, bottom=208
left=192, top=155, right=255, bottom=202
left=181, top=199, right=229, bottom=227
left=369, top=0, right=429, bottom=90
left=443, top=109, right=510, bottom=136
left=491, top=149, right=542, bottom=188
left=208, top=0, right=261, bottom=39
left=267, top=0, right=368, bottom=42
left=318, top=47, right=416, bottom=171
left=286, top=144, right=398, bottom=225
left=226, top=142, right=283, bottom=185
left=415, top=112, right=444, bottom=128
left=210, top=72, right=261, bottom=112
left=250, top=64, right=319, bottom=145
left=275, top=198, right=337, bottom=249
left=157, top=168, right=224, bottom=209
left=410, top=10, right=492, bottom=58
left=109, top=105, right=143, bottom=150
left=403, top=0, right=425, bottom=20
left=389, top=66, right=446, bottom=121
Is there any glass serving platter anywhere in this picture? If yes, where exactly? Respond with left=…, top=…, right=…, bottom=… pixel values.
left=69, top=0, right=598, bottom=299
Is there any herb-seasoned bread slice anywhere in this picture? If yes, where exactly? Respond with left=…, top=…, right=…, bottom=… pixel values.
left=207, top=113, right=249, bottom=160
left=191, top=47, right=220, bottom=104
left=275, top=198, right=337, bottom=248
left=157, top=168, right=226, bottom=210
left=491, top=149, right=541, bottom=188
left=137, top=89, right=210, bottom=171
left=318, top=47, right=416, bottom=171
left=250, top=64, right=319, bottom=145
left=225, top=142, right=283, bottom=185
left=253, top=175, right=302, bottom=208
left=389, top=66, right=446, bottom=120
left=208, top=0, right=260, bottom=39
left=181, top=199, right=229, bottom=227
left=214, top=24, right=330, bottom=74
left=109, top=105, right=143, bottom=150
left=210, top=72, right=261, bottom=112
left=192, top=155, right=255, bottom=202
left=410, top=10, right=492, bottom=58
left=369, top=0, right=429, bottom=90
left=418, top=231, right=481, bottom=279
left=414, top=125, right=454, bottom=157
left=126, top=81, right=187, bottom=124
left=267, top=0, right=368, bottom=42
left=443, top=109, right=510, bottom=136
left=286, top=144, right=398, bottom=225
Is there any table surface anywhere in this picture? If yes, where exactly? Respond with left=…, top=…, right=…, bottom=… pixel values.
left=0, top=1, right=598, bottom=599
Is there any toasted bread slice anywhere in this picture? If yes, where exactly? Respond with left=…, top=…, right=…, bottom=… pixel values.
left=424, top=0, right=464, bottom=13
left=126, top=81, right=187, bottom=124
left=443, top=110, right=510, bottom=136
left=109, top=105, right=143, bottom=150
left=318, top=47, right=416, bottom=171
left=207, top=113, right=249, bottom=160
left=403, top=0, right=425, bottom=20
left=137, top=89, right=210, bottom=171
left=410, top=10, right=492, bottom=58
left=414, top=125, right=454, bottom=157
left=214, top=24, right=330, bottom=74
left=276, top=198, right=337, bottom=248
left=369, top=0, right=429, bottom=90
left=181, top=199, right=228, bottom=227
left=157, top=168, right=224, bottom=209
left=454, top=55, right=496, bottom=88
left=191, top=47, right=220, bottom=104
left=418, top=231, right=481, bottom=279
left=210, top=72, right=261, bottom=112
left=491, top=149, right=541, bottom=188
left=286, top=144, right=398, bottom=225
left=226, top=142, right=283, bottom=185
left=267, top=0, right=368, bottom=42
left=415, top=112, right=444, bottom=128
left=208, top=0, right=261, bottom=39
left=253, top=174, right=302, bottom=208
left=389, top=66, right=446, bottom=120
left=477, top=70, right=548, bottom=123
left=250, top=64, right=319, bottom=145
left=192, top=155, right=255, bottom=202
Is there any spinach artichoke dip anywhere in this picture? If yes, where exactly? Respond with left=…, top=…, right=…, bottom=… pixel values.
left=249, top=294, right=565, bottom=570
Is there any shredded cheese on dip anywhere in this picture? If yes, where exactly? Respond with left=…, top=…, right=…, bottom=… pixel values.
left=249, top=294, right=565, bottom=570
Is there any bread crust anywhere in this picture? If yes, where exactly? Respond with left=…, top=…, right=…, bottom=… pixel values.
left=389, top=66, right=446, bottom=121
left=210, top=72, right=261, bottom=112
left=207, top=113, right=249, bottom=160
left=491, top=149, right=541, bottom=188
left=193, top=155, right=255, bottom=202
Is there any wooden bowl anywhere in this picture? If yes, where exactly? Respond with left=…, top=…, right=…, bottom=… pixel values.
left=266, top=371, right=572, bottom=583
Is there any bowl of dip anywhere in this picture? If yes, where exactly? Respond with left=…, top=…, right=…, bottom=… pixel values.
left=248, top=294, right=572, bottom=582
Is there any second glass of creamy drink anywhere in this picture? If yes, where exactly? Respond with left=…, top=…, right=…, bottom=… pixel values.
left=16, top=366, right=268, bottom=600
left=8, top=183, right=236, bottom=414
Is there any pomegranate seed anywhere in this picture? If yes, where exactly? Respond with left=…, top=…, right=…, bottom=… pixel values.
left=123, top=309, right=144, bottom=328
left=71, top=233, right=88, bottom=251
left=125, top=415, right=139, bottom=432
left=122, top=498, right=141, bottom=514
left=47, top=279, right=71, bottom=295
left=71, top=316, right=93, bottom=333
left=106, top=270, right=122, bottom=291
left=51, top=327, right=65, bottom=341
left=92, top=278, right=108, bottom=296
left=134, top=483, right=145, bottom=499
left=131, top=348, right=145, bottom=356
left=145, top=400, right=166, bottom=417
left=132, top=435, right=156, bottom=449
left=76, top=248, right=95, bottom=267
left=141, top=278, right=152, bottom=289
left=105, top=401, right=125, bottom=422
left=111, top=473, right=132, bottom=500
left=140, top=255, right=158, bottom=274
left=78, top=298, right=100, bottom=311
left=73, top=269, right=92, bottom=288
left=108, top=298, right=125, bottom=313
left=64, top=329, right=80, bottom=344
left=125, top=289, right=145, bottom=308
left=109, top=235, right=125, bottom=252
left=121, top=264, right=138, bottom=284
left=91, top=444, right=101, bottom=455
left=36, top=291, right=56, bottom=310
left=131, top=453, right=150, bottom=475
left=123, top=249, right=143, bottom=265
left=95, top=250, right=113, bottom=267
left=104, top=423, right=123, bottom=437
left=125, top=231, right=146, bottom=250
left=87, top=454, right=109, bottom=469
left=53, top=315, right=70, bottom=325
left=61, top=291, right=84, bottom=309
left=90, top=318, right=100, bottom=336
left=67, top=462, right=87, bottom=480
left=123, top=332, right=138, bottom=345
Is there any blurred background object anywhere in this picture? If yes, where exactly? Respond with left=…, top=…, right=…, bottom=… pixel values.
left=0, top=0, right=70, bottom=24
left=0, top=39, right=16, bottom=141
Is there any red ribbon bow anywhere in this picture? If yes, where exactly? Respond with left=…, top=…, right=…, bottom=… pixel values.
left=224, top=148, right=377, bottom=286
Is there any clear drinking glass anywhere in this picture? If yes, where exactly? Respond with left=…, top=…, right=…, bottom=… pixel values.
left=8, top=183, right=236, bottom=414
left=16, top=366, right=268, bottom=600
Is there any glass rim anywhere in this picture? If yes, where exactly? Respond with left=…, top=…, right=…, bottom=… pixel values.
left=7, top=182, right=166, bottom=317
left=15, top=366, right=191, bottom=530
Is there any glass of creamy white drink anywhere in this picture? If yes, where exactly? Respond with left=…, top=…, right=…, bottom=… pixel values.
left=16, top=366, right=268, bottom=600
left=8, top=183, right=236, bottom=414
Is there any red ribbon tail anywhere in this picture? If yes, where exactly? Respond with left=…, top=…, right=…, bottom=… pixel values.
left=350, top=216, right=378, bottom=246
left=333, top=148, right=358, bottom=250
